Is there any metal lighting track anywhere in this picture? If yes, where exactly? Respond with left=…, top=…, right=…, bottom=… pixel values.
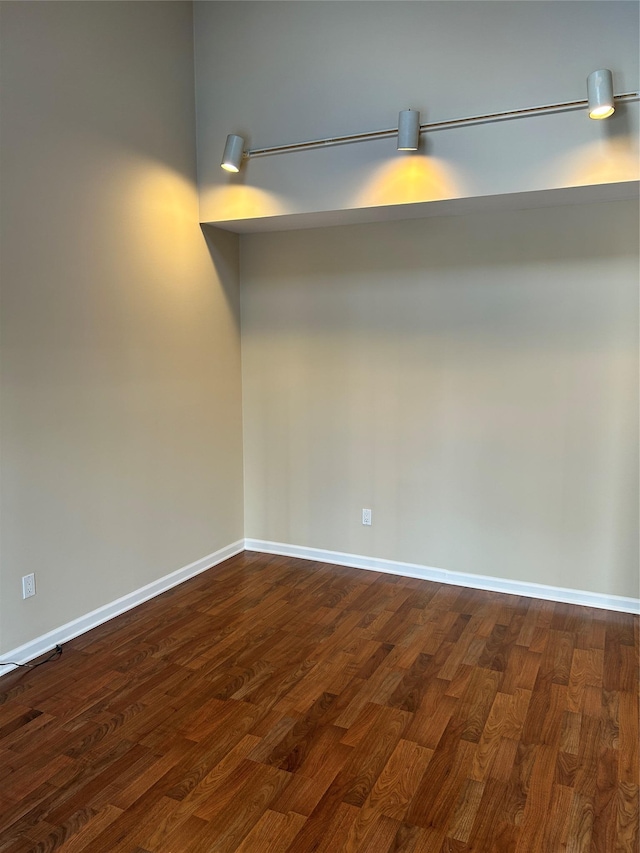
left=246, top=92, right=639, bottom=159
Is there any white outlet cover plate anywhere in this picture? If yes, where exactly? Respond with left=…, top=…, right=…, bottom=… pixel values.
left=22, top=573, right=36, bottom=599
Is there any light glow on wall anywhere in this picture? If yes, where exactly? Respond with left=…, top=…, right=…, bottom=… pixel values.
left=201, top=186, right=286, bottom=222
left=549, top=137, right=640, bottom=188
left=356, top=157, right=464, bottom=208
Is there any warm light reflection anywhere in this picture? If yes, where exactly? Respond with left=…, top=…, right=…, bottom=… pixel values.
left=548, top=137, right=639, bottom=187
left=201, top=185, right=286, bottom=222
left=355, top=157, right=464, bottom=208
left=125, top=160, right=202, bottom=277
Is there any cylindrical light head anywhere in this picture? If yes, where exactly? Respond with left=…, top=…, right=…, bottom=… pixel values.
left=221, top=134, right=245, bottom=172
left=587, top=69, right=615, bottom=119
left=397, top=110, right=420, bottom=151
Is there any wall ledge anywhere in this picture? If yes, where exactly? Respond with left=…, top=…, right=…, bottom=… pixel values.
left=204, top=181, right=639, bottom=234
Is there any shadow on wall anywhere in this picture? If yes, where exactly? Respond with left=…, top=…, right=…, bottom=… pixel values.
left=201, top=223, right=241, bottom=330
left=242, top=201, right=639, bottom=285
left=355, top=156, right=465, bottom=208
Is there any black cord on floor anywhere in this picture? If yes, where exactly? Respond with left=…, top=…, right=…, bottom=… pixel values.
left=0, top=645, right=63, bottom=669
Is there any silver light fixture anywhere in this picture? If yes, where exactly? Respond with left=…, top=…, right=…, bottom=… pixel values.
left=587, top=69, right=615, bottom=119
left=221, top=134, right=245, bottom=172
left=218, top=75, right=637, bottom=173
left=397, top=109, right=421, bottom=150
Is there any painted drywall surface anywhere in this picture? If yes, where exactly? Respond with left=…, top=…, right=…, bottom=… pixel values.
left=0, top=2, right=244, bottom=652
left=240, top=200, right=639, bottom=599
left=195, top=1, right=639, bottom=225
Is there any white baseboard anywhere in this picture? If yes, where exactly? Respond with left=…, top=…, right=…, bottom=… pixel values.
left=244, top=539, right=640, bottom=615
left=0, top=540, right=245, bottom=678
left=3, top=536, right=636, bottom=679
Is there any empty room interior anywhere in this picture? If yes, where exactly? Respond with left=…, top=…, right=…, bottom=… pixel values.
left=0, top=2, right=638, bottom=851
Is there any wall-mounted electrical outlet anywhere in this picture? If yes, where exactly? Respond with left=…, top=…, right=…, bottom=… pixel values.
left=362, top=508, right=372, bottom=526
left=22, top=573, right=36, bottom=599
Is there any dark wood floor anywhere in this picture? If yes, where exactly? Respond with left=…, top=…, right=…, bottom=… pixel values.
left=0, top=552, right=637, bottom=852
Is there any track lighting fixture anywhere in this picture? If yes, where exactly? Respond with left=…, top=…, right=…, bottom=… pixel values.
left=587, top=69, right=615, bottom=119
left=220, top=73, right=637, bottom=172
left=221, top=134, right=245, bottom=172
left=397, top=110, right=420, bottom=151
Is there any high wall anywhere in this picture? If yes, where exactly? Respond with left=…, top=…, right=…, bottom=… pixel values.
left=0, top=2, right=244, bottom=654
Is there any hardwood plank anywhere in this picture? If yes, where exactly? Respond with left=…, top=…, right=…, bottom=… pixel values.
left=234, top=809, right=306, bottom=853
left=55, top=805, right=123, bottom=852
left=356, top=738, right=432, bottom=822
left=591, top=746, right=618, bottom=852
left=617, top=691, right=639, bottom=785
left=344, top=812, right=402, bottom=853
left=615, top=783, right=639, bottom=853
left=405, top=679, right=458, bottom=750
left=269, top=726, right=352, bottom=816
left=514, top=745, right=558, bottom=851
left=541, top=783, right=573, bottom=851
left=446, top=778, right=485, bottom=843
left=341, top=706, right=412, bottom=808
left=190, top=761, right=291, bottom=852
left=564, top=791, right=595, bottom=853
left=459, top=668, right=502, bottom=743
left=137, top=736, right=262, bottom=848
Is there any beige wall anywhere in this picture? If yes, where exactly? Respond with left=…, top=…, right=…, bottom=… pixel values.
left=0, top=2, right=244, bottom=653
left=195, top=1, right=639, bottom=225
left=240, top=200, right=639, bottom=599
